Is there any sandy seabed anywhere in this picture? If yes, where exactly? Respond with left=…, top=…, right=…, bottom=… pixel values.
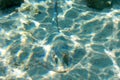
left=0, top=0, right=120, bottom=80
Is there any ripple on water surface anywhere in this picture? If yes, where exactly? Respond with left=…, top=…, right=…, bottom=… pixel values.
left=0, top=0, right=120, bottom=80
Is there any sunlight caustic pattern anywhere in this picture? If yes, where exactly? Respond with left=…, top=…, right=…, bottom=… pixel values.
left=0, top=0, right=120, bottom=80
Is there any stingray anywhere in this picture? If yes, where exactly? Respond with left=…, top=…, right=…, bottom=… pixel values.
left=52, top=0, right=60, bottom=32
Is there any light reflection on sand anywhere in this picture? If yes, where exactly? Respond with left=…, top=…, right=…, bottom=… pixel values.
left=0, top=0, right=120, bottom=80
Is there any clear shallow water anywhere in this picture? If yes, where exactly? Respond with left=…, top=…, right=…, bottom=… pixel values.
left=0, top=0, right=120, bottom=80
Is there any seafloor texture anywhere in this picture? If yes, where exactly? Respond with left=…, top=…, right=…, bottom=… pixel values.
left=0, top=0, right=120, bottom=80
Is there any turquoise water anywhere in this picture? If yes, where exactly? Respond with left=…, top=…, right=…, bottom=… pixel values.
left=0, top=0, right=120, bottom=80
